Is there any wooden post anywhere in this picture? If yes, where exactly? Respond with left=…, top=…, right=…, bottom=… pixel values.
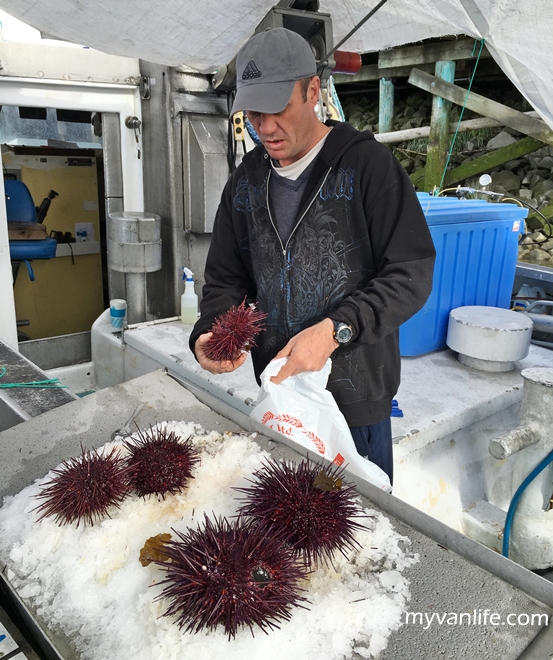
left=378, top=78, right=394, bottom=134
left=424, top=60, right=456, bottom=192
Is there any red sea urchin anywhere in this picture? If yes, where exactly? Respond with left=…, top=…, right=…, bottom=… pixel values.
left=33, top=446, right=133, bottom=527
left=123, top=426, right=200, bottom=498
left=236, top=459, right=365, bottom=567
left=156, top=515, right=309, bottom=639
left=203, top=299, right=267, bottom=362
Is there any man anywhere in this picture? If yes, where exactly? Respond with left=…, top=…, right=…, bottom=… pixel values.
left=189, top=27, right=435, bottom=484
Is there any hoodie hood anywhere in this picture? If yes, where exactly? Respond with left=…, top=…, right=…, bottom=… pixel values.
left=319, top=120, right=376, bottom=167
left=241, top=120, right=375, bottom=170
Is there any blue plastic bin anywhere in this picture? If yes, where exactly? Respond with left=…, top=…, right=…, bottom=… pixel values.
left=399, top=195, right=527, bottom=356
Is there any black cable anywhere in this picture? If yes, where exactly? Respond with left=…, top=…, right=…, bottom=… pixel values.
left=440, top=188, right=553, bottom=248
left=499, top=197, right=553, bottom=247
left=227, top=91, right=237, bottom=173
left=320, top=0, right=389, bottom=64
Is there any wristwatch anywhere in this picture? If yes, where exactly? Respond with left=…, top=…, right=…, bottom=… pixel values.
left=332, top=320, right=353, bottom=345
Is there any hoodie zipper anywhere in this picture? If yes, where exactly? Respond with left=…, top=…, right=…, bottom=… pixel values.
left=265, top=165, right=333, bottom=327
left=266, top=166, right=333, bottom=255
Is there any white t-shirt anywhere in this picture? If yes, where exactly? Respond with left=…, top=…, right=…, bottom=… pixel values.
left=271, top=131, right=331, bottom=180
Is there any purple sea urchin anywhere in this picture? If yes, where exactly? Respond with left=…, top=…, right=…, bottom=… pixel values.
left=156, top=515, right=309, bottom=639
left=123, top=426, right=200, bottom=498
left=34, top=446, right=133, bottom=527
left=236, top=459, right=365, bottom=567
left=204, top=299, right=267, bottom=362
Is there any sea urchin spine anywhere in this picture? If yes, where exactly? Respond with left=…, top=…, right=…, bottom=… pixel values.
left=34, top=446, right=133, bottom=527
left=123, top=425, right=200, bottom=498
left=203, top=299, right=267, bottom=362
left=156, top=515, right=309, bottom=639
left=236, top=459, right=365, bottom=567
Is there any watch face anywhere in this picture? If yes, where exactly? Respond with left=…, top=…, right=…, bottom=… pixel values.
left=335, top=323, right=353, bottom=344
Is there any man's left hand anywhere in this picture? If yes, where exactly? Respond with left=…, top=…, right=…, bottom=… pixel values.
left=270, top=318, right=338, bottom=384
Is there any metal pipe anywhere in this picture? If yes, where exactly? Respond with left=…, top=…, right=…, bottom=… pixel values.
left=510, top=369, right=553, bottom=518
left=125, top=273, right=146, bottom=324
left=489, top=423, right=541, bottom=460
left=102, top=113, right=126, bottom=302
left=0, top=76, right=137, bottom=90
left=503, top=449, right=553, bottom=558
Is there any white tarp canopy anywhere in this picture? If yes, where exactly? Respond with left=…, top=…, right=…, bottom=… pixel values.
left=0, top=0, right=552, bottom=129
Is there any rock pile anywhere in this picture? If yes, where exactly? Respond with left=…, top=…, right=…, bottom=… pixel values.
left=340, top=87, right=553, bottom=267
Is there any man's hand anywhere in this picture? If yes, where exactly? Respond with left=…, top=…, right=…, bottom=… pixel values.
left=270, top=318, right=338, bottom=384
left=194, top=333, right=248, bottom=374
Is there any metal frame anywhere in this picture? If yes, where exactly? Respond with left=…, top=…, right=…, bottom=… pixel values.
left=0, top=75, right=144, bottom=338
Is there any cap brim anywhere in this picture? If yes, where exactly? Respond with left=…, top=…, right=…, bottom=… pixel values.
left=230, top=79, right=296, bottom=116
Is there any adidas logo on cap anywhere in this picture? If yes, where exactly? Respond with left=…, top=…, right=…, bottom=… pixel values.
left=242, top=60, right=262, bottom=80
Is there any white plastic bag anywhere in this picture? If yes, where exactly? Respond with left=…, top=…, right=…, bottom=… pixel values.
left=250, top=358, right=392, bottom=492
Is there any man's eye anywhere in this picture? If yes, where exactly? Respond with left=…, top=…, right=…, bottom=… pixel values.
left=247, top=111, right=260, bottom=121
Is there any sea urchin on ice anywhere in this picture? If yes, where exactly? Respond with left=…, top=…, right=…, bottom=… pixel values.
left=34, top=446, right=133, bottom=527
left=236, top=459, right=365, bottom=567
left=123, top=426, right=200, bottom=498
left=156, top=515, right=309, bottom=639
left=203, top=299, right=267, bottom=362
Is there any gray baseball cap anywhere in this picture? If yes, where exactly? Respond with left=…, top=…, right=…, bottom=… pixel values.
left=231, top=27, right=317, bottom=115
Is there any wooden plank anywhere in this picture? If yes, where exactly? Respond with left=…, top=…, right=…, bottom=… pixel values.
left=408, top=68, right=553, bottom=145
left=7, top=223, right=47, bottom=241
left=333, top=62, right=435, bottom=85
left=409, top=136, right=545, bottom=189
left=334, top=58, right=501, bottom=85
left=378, top=78, right=394, bottom=133
left=379, top=38, right=489, bottom=69
left=443, top=136, right=546, bottom=187
left=375, top=112, right=540, bottom=145
left=425, top=61, right=456, bottom=192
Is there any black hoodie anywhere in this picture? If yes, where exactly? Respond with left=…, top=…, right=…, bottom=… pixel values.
left=190, top=120, right=436, bottom=426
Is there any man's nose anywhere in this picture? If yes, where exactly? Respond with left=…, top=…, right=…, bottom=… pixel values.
left=258, top=113, right=278, bottom=134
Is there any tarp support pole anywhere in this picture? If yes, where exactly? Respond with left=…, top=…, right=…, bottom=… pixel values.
left=424, top=60, right=456, bottom=192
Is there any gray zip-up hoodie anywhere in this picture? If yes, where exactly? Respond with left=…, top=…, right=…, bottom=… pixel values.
left=190, top=120, right=436, bottom=426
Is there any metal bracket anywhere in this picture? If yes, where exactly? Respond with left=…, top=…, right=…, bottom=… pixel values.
left=125, top=116, right=142, bottom=159
left=139, top=76, right=152, bottom=100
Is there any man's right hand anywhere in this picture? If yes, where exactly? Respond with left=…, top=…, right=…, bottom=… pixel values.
left=194, top=332, right=248, bottom=374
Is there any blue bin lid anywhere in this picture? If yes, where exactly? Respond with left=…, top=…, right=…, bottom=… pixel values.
left=416, top=193, right=528, bottom=224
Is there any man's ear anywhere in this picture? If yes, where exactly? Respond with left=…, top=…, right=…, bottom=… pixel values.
left=308, top=76, right=321, bottom=106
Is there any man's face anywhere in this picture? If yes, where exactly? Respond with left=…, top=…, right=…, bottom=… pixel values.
left=246, top=77, right=321, bottom=167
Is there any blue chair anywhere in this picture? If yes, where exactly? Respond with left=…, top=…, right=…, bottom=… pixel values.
left=5, top=180, right=37, bottom=224
left=6, top=180, right=57, bottom=281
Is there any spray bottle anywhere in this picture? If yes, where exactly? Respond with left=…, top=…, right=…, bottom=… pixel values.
left=181, top=267, right=198, bottom=324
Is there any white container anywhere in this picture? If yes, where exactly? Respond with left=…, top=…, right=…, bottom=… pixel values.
left=110, top=298, right=127, bottom=331
left=75, top=222, right=95, bottom=242
left=180, top=267, right=198, bottom=324
left=512, top=284, right=546, bottom=313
